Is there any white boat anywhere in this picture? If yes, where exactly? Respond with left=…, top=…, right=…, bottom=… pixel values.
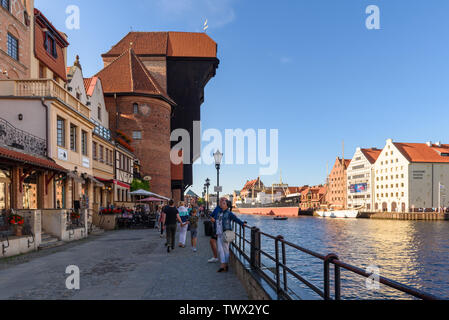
left=316, top=210, right=359, bottom=218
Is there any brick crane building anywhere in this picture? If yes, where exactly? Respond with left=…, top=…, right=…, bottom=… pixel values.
left=100, top=32, right=219, bottom=201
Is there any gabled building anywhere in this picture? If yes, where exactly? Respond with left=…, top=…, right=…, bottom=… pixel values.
left=96, top=48, right=175, bottom=199
left=300, top=185, right=327, bottom=211
left=240, top=177, right=264, bottom=203
left=347, top=148, right=382, bottom=211
left=101, top=32, right=219, bottom=201
left=374, top=139, right=449, bottom=213
left=326, top=157, right=351, bottom=210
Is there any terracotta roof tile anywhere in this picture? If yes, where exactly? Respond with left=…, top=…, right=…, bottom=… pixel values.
left=83, top=77, right=97, bottom=96
left=95, top=48, right=175, bottom=105
left=103, top=32, right=217, bottom=58
left=0, top=146, right=67, bottom=172
left=361, top=148, right=382, bottom=164
left=393, top=143, right=449, bottom=163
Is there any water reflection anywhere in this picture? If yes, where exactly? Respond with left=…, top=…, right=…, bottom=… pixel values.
left=238, top=215, right=449, bottom=299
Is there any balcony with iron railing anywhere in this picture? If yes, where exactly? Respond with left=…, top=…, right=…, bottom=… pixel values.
left=0, top=79, right=91, bottom=119
left=0, top=116, right=47, bottom=157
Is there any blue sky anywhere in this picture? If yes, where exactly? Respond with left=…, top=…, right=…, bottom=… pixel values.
left=35, top=0, right=449, bottom=196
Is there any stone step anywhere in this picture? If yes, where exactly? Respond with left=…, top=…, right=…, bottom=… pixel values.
left=39, top=240, right=65, bottom=250
left=41, top=233, right=54, bottom=241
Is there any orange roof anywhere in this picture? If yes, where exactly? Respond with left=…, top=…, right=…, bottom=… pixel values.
left=361, top=148, right=382, bottom=164
left=95, top=48, right=175, bottom=105
left=83, top=77, right=98, bottom=96
left=241, top=178, right=263, bottom=192
left=393, top=143, right=449, bottom=163
left=103, top=32, right=217, bottom=58
left=0, top=146, right=67, bottom=172
left=344, top=159, right=352, bottom=168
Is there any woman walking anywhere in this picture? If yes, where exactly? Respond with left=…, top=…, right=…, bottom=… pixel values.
left=177, top=201, right=189, bottom=248
left=211, top=197, right=246, bottom=273
left=187, top=208, right=199, bottom=252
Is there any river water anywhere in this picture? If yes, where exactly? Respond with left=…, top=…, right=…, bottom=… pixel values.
left=237, top=214, right=449, bottom=300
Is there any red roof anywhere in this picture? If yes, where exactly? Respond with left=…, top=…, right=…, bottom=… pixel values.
left=241, top=178, right=263, bottom=192
left=103, top=32, right=217, bottom=58
left=361, top=148, right=382, bottom=164
left=393, top=143, right=449, bottom=163
left=96, top=48, right=175, bottom=105
left=83, top=77, right=98, bottom=96
left=0, top=146, right=67, bottom=172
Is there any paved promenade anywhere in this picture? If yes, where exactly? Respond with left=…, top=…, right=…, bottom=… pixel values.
left=0, top=221, right=249, bottom=300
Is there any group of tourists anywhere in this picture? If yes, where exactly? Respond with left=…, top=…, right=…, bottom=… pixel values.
left=158, top=197, right=246, bottom=273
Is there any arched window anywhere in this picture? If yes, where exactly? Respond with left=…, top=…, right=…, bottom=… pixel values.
left=133, top=103, right=139, bottom=114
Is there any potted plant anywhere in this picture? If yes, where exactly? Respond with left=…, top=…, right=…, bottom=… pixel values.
left=70, top=211, right=81, bottom=220
left=9, top=214, right=25, bottom=236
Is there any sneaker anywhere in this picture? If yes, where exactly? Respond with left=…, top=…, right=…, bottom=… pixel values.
left=208, top=257, right=219, bottom=263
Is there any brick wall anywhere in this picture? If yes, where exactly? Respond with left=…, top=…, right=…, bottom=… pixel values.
left=105, top=95, right=172, bottom=198
left=0, top=0, right=31, bottom=80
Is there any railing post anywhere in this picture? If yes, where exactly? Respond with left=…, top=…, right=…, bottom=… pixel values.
left=275, top=236, right=281, bottom=294
left=324, top=253, right=339, bottom=300
left=250, top=227, right=261, bottom=269
left=281, top=238, right=288, bottom=292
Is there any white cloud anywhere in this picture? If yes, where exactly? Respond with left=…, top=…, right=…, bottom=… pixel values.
left=155, top=0, right=236, bottom=29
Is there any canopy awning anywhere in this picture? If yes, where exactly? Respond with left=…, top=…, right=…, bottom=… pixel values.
left=67, top=171, right=85, bottom=183
left=138, top=197, right=167, bottom=202
left=130, top=189, right=170, bottom=201
left=87, top=175, right=104, bottom=187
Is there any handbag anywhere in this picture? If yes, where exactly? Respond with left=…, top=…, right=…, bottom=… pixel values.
left=222, top=230, right=235, bottom=243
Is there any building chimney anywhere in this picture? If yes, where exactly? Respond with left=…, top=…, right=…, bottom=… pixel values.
left=436, top=141, right=441, bottom=147
left=426, top=141, right=432, bottom=147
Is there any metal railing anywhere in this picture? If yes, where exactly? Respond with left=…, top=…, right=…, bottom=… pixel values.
left=0, top=117, right=47, bottom=156
left=231, top=223, right=440, bottom=300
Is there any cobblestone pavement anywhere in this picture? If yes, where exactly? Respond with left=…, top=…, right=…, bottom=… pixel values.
left=0, top=221, right=249, bottom=300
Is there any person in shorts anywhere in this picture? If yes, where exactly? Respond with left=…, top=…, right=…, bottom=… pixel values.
left=187, top=209, right=199, bottom=252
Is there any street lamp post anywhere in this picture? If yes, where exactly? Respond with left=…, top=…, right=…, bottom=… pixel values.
left=205, top=178, right=210, bottom=213
left=214, top=150, right=223, bottom=207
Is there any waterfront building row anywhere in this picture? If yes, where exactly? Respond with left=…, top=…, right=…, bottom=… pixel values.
left=331, top=139, right=449, bottom=213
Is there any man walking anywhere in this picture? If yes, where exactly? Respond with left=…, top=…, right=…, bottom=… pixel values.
left=162, top=200, right=183, bottom=253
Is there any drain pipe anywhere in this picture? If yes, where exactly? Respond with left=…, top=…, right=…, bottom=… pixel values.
left=40, top=98, right=50, bottom=158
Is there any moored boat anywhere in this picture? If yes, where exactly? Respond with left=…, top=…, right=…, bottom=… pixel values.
left=274, top=216, right=288, bottom=221
left=316, top=210, right=359, bottom=219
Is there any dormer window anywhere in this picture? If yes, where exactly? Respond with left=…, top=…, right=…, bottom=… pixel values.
left=441, top=153, right=449, bottom=157
left=44, top=32, right=58, bottom=59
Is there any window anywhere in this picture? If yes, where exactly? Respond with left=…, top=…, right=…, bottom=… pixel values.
left=133, top=103, right=139, bottom=114
left=92, top=142, right=97, bottom=160
left=81, top=131, right=88, bottom=156
left=1, top=0, right=10, bottom=11
left=70, top=124, right=77, bottom=152
left=105, top=148, right=109, bottom=164
left=98, top=107, right=102, bottom=121
left=57, top=117, right=65, bottom=147
left=7, top=33, right=18, bottom=61
left=44, top=33, right=58, bottom=58
left=99, top=145, right=104, bottom=162
left=132, top=131, right=142, bottom=140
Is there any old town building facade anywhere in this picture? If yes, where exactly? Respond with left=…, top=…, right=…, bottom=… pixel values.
left=326, top=157, right=351, bottom=210
left=347, top=148, right=382, bottom=211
